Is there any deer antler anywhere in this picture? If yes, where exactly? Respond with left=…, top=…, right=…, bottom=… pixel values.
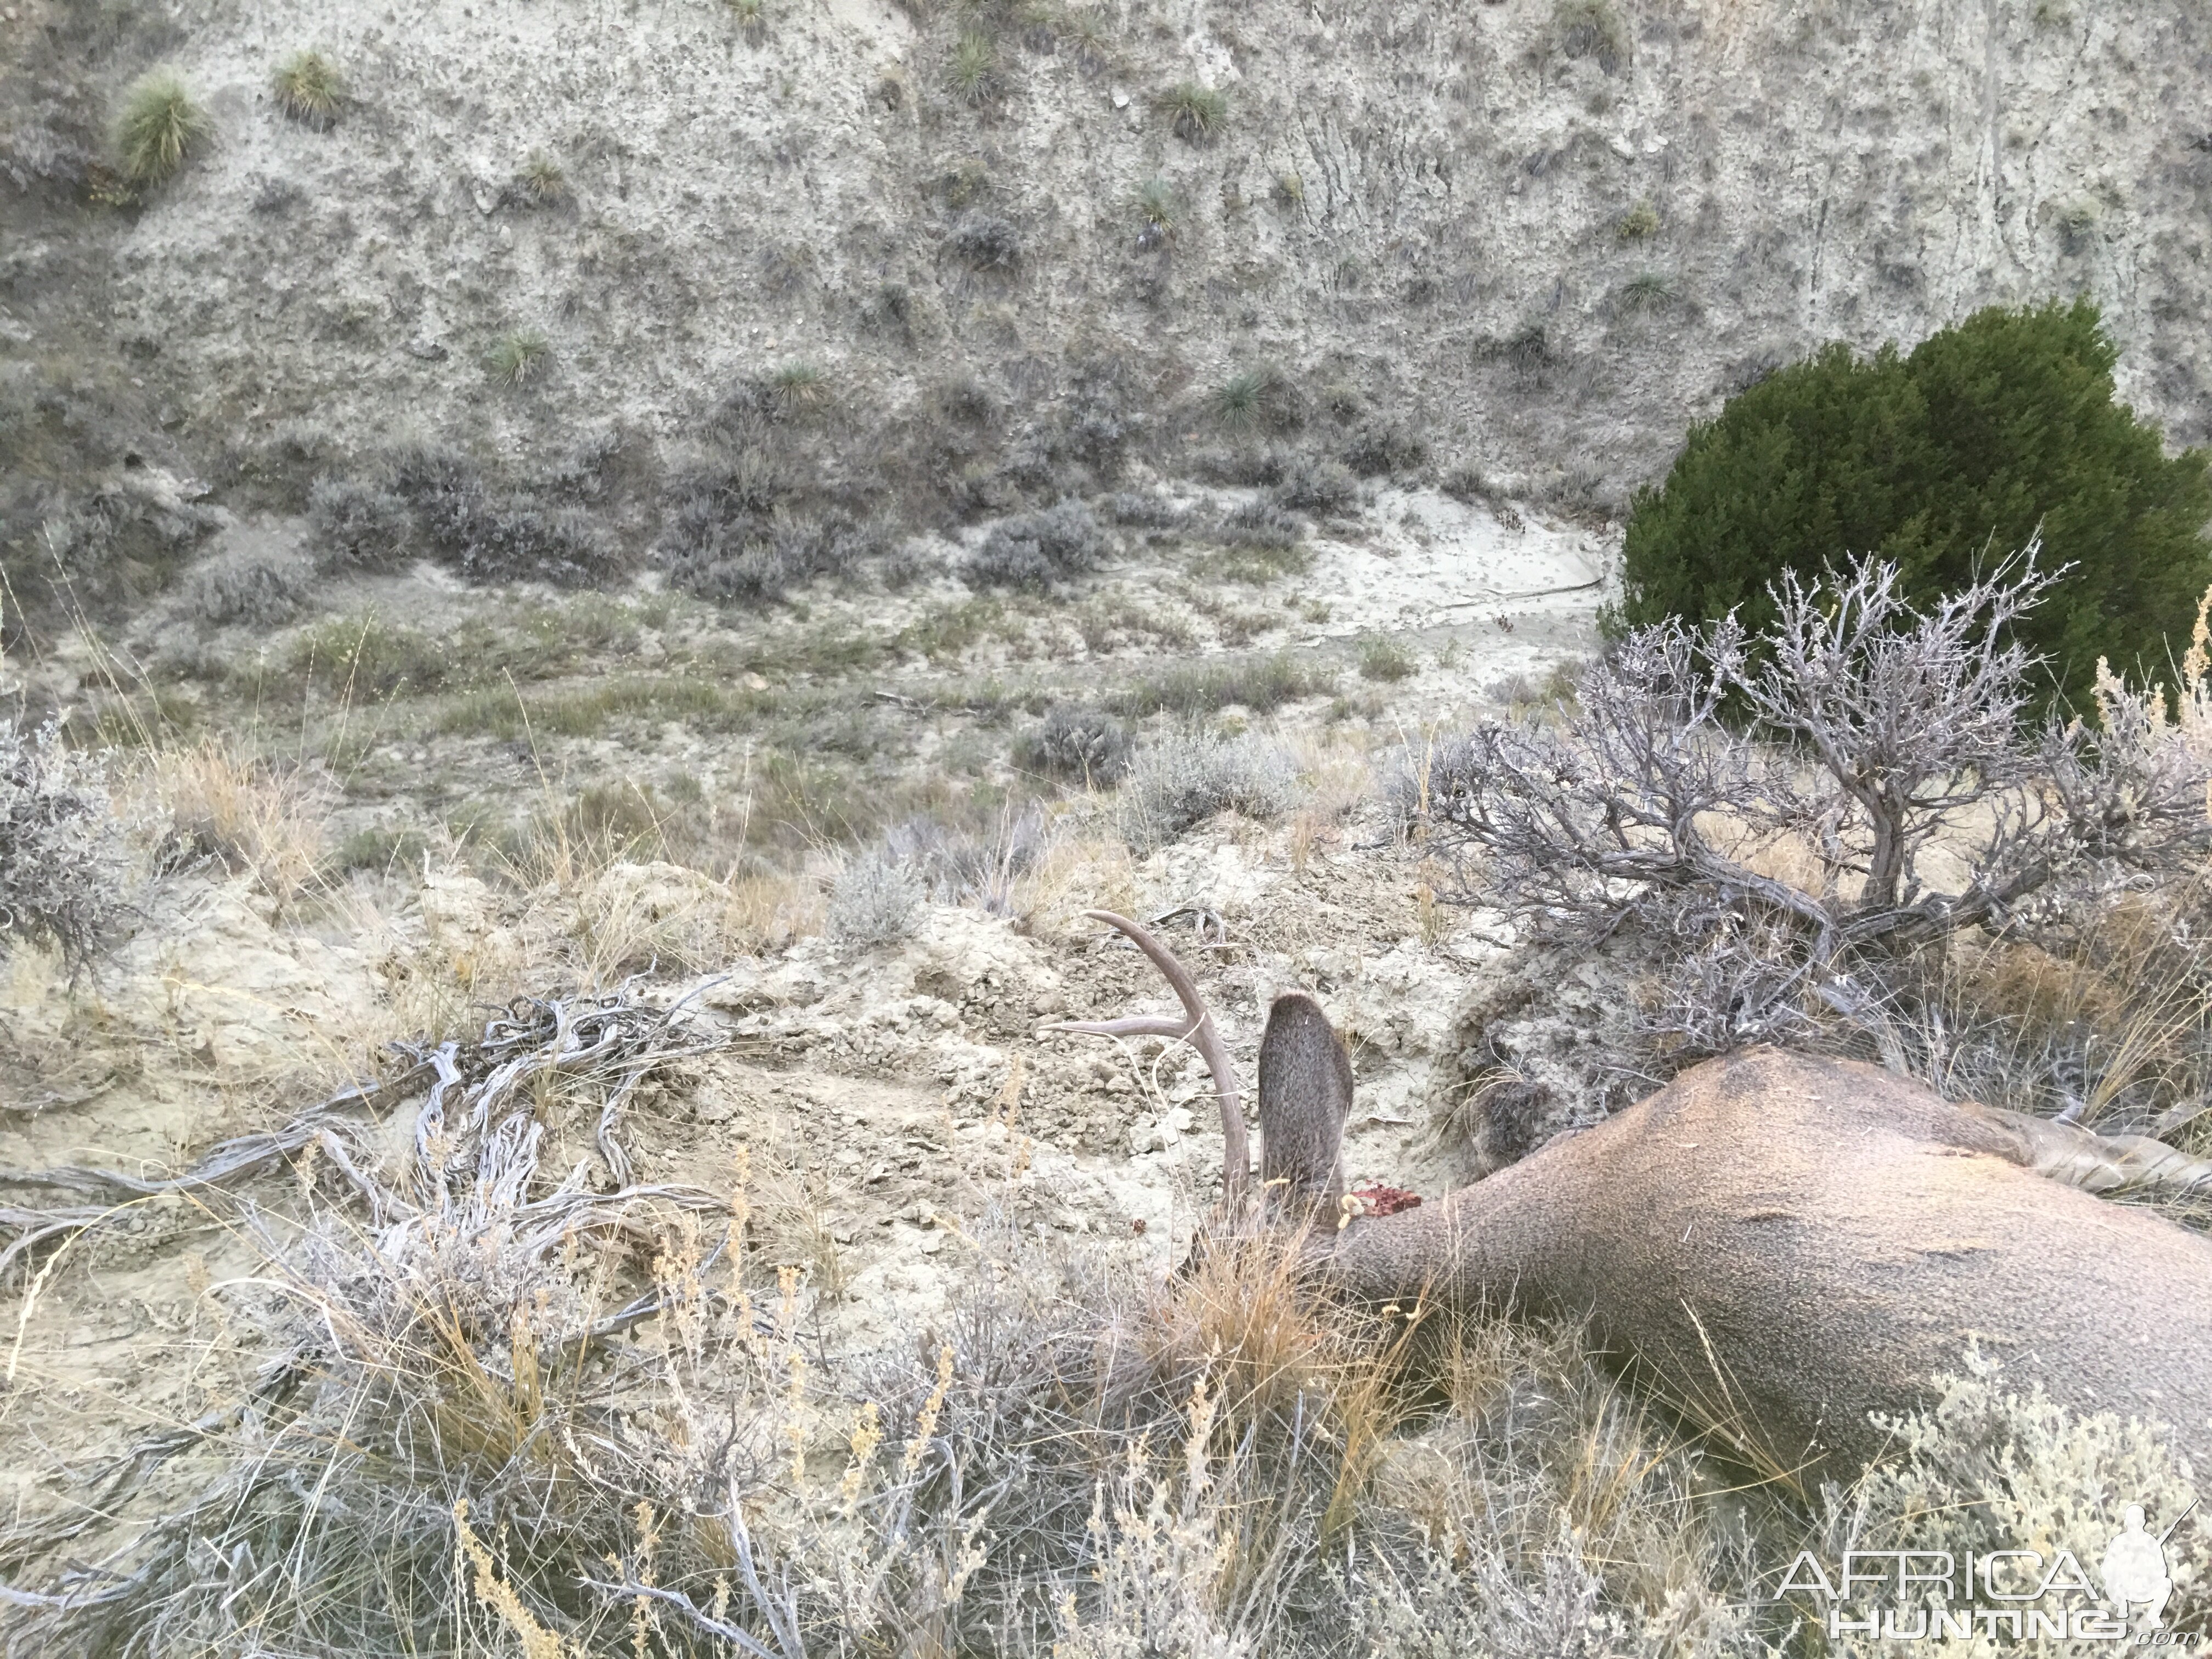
left=1045, top=909, right=1249, bottom=1204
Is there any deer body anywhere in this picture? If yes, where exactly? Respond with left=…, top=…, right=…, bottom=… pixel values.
left=1053, top=913, right=2212, bottom=1485
left=1314, top=1044, right=2212, bottom=1480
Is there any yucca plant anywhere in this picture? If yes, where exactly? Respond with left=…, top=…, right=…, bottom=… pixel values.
left=516, top=149, right=567, bottom=207
left=768, top=361, right=828, bottom=415
left=1620, top=271, right=1674, bottom=312
left=1135, top=176, right=1177, bottom=234
left=946, top=31, right=1003, bottom=107
left=115, top=70, right=209, bottom=188
left=486, top=329, right=550, bottom=387
left=270, top=49, right=343, bottom=129
left=1159, top=80, right=1226, bottom=142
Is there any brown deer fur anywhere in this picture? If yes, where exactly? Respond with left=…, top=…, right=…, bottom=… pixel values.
left=1052, top=911, right=2212, bottom=1485
left=1306, top=1042, right=2212, bottom=1482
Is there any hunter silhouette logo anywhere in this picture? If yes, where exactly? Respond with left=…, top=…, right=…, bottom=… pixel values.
left=2102, top=1500, right=2193, bottom=1633
left=1779, top=1499, right=2198, bottom=1644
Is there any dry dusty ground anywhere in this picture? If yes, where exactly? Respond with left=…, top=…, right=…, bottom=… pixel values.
left=0, top=489, right=1612, bottom=1544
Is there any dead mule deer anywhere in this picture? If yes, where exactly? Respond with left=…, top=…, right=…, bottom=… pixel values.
left=1051, top=909, right=2212, bottom=1483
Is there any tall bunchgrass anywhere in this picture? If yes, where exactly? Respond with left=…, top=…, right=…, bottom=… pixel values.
left=271, top=49, right=344, bottom=129
left=115, top=70, right=210, bottom=188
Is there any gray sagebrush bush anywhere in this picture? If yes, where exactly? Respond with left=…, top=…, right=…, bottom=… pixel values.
left=1400, top=550, right=2212, bottom=1061
left=0, top=719, right=126, bottom=969
left=1807, top=1359, right=2205, bottom=1645
left=883, top=802, right=1048, bottom=914
left=1274, top=458, right=1359, bottom=516
left=828, top=850, right=926, bottom=947
left=179, top=548, right=308, bottom=627
left=1218, top=498, right=1301, bottom=551
left=1120, top=731, right=1300, bottom=850
left=967, top=499, right=1109, bottom=590
left=1018, top=704, right=1133, bottom=785
left=1102, top=490, right=1184, bottom=529
left=307, top=475, right=411, bottom=573
left=947, top=211, right=1021, bottom=271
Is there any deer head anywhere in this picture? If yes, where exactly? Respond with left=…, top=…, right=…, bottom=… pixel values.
left=1045, top=909, right=1353, bottom=1222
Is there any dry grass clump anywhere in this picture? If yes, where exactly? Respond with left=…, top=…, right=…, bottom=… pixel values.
left=515, top=148, right=568, bottom=206
left=140, top=738, right=329, bottom=901
left=1016, top=704, right=1133, bottom=785
left=1912, top=897, right=2212, bottom=1135
left=1159, top=80, right=1228, bottom=142
left=571, top=859, right=796, bottom=984
left=486, top=328, right=551, bottom=387
left=1106, top=651, right=1334, bottom=719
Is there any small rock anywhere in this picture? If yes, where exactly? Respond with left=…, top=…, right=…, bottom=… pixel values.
left=1110, top=87, right=1130, bottom=109
left=1165, top=1106, right=1195, bottom=1134
left=918, top=1231, right=945, bottom=1255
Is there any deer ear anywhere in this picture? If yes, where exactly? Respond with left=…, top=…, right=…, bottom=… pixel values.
left=1258, top=993, right=1353, bottom=1218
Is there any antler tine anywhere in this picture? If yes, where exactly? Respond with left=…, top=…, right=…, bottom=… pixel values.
left=1043, top=908, right=1249, bottom=1203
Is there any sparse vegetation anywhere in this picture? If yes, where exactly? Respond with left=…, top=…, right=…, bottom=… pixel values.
left=946, top=30, right=1005, bottom=106
left=115, top=70, right=209, bottom=188
left=1210, top=365, right=1304, bottom=435
left=1618, top=270, right=1674, bottom=312
left=307, top=475, right=411, bottom=573
left=1555, top=0, right=1630, bottom=74
left=1107, top=651, right=1334, bottom=718
left=515, top=149, right=568, bottom=207
left=1218, top=498, right=1302, bottom=554
left=1616, top=198, right=1661, bottom=240
left=485, top=329, right=551, bottom=387
left=270, top=50, right=343, bottom=130
left=1160, top=81, right=1228, bottom=142
left=179, top=548, right=308, bottom=627
left=1120, top=731, right=1300, bottom=848
left=1134, top=175, right=1177, bottom=239
left=1017, top=703, right=1132, bottom=783
left=828, top=849, right=924, bottom=946
left=967, top=499, right=1109, bottom=590
left=1343, top=422, right=1430, bottom=478
left=1358, top=635, right=1418, bottom=682
left=768, top=360, right=828, bottom=415
left=1275, top=458, right=1359, bottom=515
left=0, top=719, right=124, bottom=970
left=946, top=211, right=1021, bottom=270
left=727, top=0, right=766, bottom=40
